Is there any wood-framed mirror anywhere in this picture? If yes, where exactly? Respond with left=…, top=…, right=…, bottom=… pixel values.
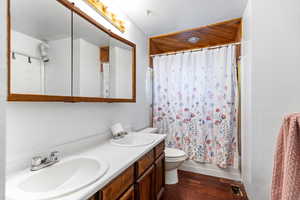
left=7, top=0, right=136, bottom=102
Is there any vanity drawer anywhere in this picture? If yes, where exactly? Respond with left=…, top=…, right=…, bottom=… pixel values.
left=101, top=166, right=134, bottom=200
left=154, top=142, right=165, bottom=159
left=136, top=150, right=155, bottom=177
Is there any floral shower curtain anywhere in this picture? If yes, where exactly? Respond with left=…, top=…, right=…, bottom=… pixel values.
left=153, top=45, right=238, bottom=168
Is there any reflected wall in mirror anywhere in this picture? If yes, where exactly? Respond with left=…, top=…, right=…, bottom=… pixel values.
left=10, top=0, right=72, bottom=97
left=73, top=12, right=134, bottom=99
left=73, top=12, right=110, bottom=98
left=108, top=38, right=133, bottom=99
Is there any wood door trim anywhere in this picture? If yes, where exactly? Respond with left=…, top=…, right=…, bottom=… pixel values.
left=7, top=0, right=11, bottom=98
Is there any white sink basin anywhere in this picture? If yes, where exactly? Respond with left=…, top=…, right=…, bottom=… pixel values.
left=7, top=157, right=109, bottom=200
left=110, top=132, right=156, bottom=147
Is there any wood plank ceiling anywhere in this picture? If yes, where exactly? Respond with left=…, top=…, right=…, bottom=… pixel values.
left=149, top=18, right=242, bottom=55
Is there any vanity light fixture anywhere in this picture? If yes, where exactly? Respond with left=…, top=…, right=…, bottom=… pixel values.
left=85, top=0, right=125, bottom=32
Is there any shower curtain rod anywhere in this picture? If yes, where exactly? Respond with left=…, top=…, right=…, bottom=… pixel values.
left=150, top=42, right=241, bottom=57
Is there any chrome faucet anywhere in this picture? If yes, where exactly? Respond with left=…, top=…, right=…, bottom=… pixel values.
left=30, top=151, right=61, bottom=171
left=112, top=131, right=128, bottom=139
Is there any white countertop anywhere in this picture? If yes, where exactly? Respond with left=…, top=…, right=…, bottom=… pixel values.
left=6, top=132, right=166, bottom=200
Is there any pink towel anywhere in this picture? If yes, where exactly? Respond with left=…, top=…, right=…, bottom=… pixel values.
left=272, top=113, right=300, bottom=200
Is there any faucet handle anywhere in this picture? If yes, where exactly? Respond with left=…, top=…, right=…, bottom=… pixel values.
left=49, top=151, right=60, bottom=162
left=119, top=131, right=128, bottom=136
left=31, top=156, right=42, bottom=167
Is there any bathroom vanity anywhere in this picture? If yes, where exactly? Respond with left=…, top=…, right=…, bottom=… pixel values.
left=88, top=141, right=165, bottom=200
left=6, top=133, right=166, bottom=200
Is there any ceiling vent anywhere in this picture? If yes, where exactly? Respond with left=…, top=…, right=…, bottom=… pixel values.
left=187, top=36, right=200, bottom=44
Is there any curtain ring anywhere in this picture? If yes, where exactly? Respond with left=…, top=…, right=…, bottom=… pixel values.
left=12, top=52, right=16, bottom=59
left=28, top=57, right=32, bottom=64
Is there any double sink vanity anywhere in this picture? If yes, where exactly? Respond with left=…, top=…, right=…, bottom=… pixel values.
left=6, top=132, right=166, bottom=200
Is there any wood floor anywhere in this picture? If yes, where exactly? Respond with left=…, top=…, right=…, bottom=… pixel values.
left=162, top=170, right=248, bottom=200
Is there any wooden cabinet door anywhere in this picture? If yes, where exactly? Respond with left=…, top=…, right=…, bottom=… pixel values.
left=154, top=153, right=165, bottom=200
left=154, top=142, right=165, bottom=159
left=101, top=166, right=134, bottom=200
left=135, top=165, right=155, bottom=200
left=118, top=186, right=135, bottom=200
left=136, top=150, right=155, bottom=177
left=88, top=193, right=98, bottom=200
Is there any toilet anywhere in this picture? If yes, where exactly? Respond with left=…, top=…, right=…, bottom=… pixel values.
left=138, top=128, right=187, bottom=184
left=165, top=147, right=187, bottom=184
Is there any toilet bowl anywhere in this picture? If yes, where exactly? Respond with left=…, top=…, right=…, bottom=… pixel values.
left=165, top=148, right=187, bottom=184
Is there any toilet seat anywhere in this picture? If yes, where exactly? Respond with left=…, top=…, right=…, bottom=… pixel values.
left=165, top=148, right=186, bottom=162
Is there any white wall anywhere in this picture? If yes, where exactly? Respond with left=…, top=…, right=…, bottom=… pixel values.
left=241, top=0, right=300, bottom=199
left=102, top=63, right=110, bottom=98
left=6, top=0, right=149, bottom=173
left=11, top=31, right=44, bottom=94
left=78, top=39, right=101, bottom=97
left=110, top=46, right=132, bottom=99
left=73, top=39, right=81, bottom=97
left=74, top=38, right=133, bottom=98
left=0, top=0, right=7, bottom=198
left=12, top=31, right=42, bottom=58
left=45, top=38, right=72, bottom=96
left=11, top=31, right=73, bottom=96
left=12, top=55, right=44, bottom=94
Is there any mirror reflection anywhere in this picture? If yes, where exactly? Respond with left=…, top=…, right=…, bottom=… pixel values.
left=73, top=13, right=133, bottom=99
left=108, top=38, right=133, bottom=99
left=10, top=0, right=135, bottom=100
left=11, top=0, right=72, bottom=96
